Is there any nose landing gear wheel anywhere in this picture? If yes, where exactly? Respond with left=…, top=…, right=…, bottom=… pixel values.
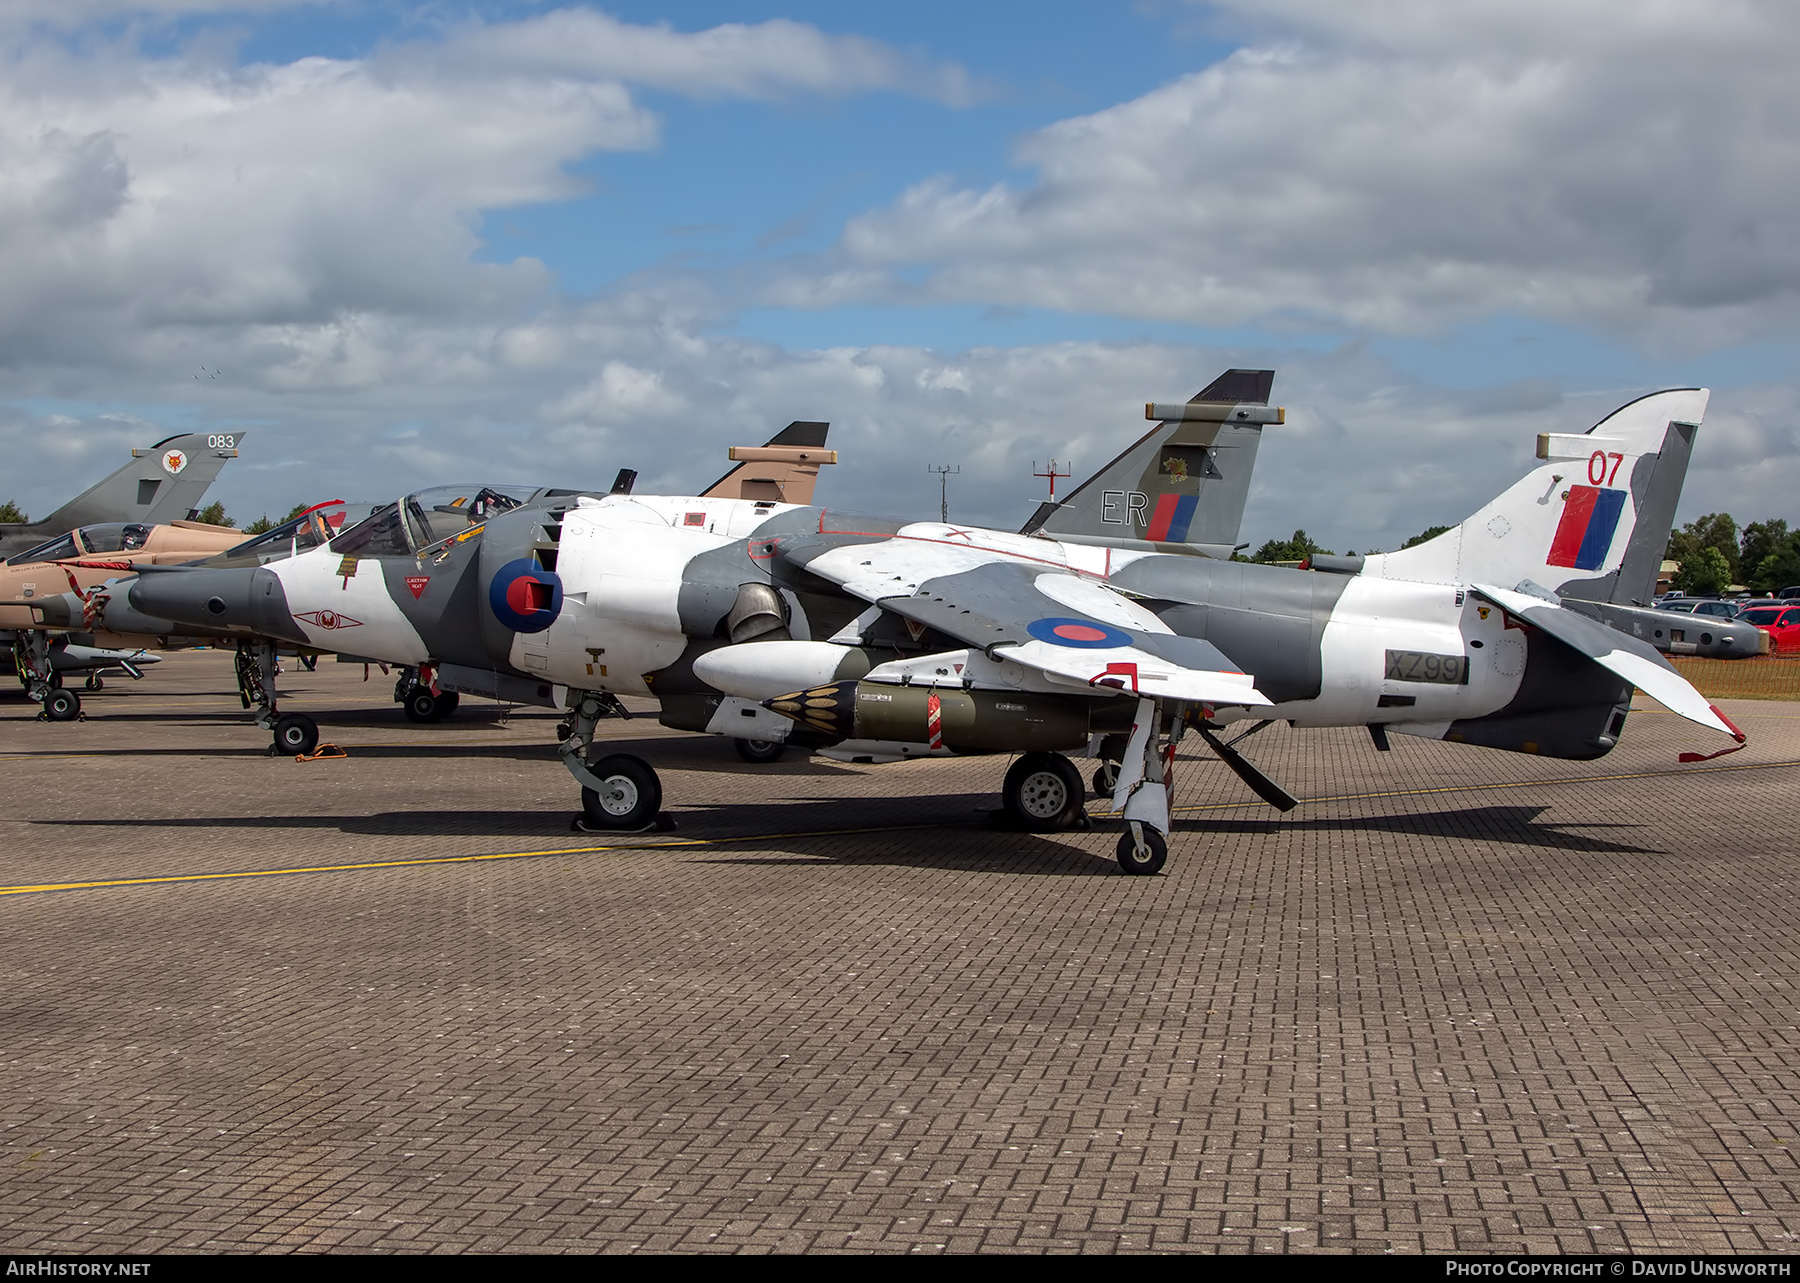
left=1116, top=827, right=1167, bottom=875
left=403, top=689, right=461, bottom=723
left=274, top=713, right=320, bottom=756
left=43, top=688, right=81, bottom=721
left=580, top=754, right=662, bottom=830
left=734, top=737, right=786, bottom=763
left=1003, top=752, right=1085, bottom=832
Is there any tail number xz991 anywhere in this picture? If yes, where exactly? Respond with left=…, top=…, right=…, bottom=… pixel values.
left=1384, top=650, right=1469, bottom=685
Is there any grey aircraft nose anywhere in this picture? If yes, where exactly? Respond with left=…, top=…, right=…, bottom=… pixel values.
left=127, top=567, right=307, bottom=644
left=29, top=592, right=85, bottom=630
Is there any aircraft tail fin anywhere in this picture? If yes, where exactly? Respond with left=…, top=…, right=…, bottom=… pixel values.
left=37, top=431, right=247, bottom=534
left=1363, top=389, right=1707, bottom=598
left=701, top=422, right=836, bottom=505
left=1024, top=370, right=1280, bottom=558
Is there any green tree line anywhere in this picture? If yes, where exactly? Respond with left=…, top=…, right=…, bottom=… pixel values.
left=1665, top=514, right=1800, bottom=595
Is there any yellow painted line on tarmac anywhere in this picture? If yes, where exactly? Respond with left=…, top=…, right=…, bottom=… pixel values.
left=0, top=737, right=552, bottom=763
left=0, top=823, right=955, bottom=900
left=5, top=757, right=1799, bottom=900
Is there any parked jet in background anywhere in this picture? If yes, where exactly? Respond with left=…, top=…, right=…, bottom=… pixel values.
left=0, top=432, right=246, bottom=559
left=4, top=517, right=247, bottom=717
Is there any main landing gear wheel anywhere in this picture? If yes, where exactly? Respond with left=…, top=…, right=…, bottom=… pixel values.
left=1003, top=752, right=1085, bottom=832
left=274, top=712, right=320, bottom=756
left=1116, top=827, right=1168, bottom=875
left=1092, top=760, right=1120, bottom=799
left=403, top=689, right=460, bottom=723
left=734, top=737, right=786, bottom=764
left=580, top=754, right=662, bottom=830
left=43, top=688, right=81, bottom=721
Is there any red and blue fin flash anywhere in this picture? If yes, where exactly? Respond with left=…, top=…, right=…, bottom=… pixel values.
left=1547, top=486, right=1628, bottom=571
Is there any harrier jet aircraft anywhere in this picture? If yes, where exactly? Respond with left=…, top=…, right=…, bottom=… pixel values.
left=39, top=422, right=842, bottom=736
left=77, top=383, right=1736, bottom=876
left=82, top=377, right=1272, bottom=759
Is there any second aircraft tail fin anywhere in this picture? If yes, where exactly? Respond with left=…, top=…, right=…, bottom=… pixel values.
left=38, top=431, right=247, bottom=534
left=1023, top=369, right=1280, bottom=558
left=702, top=421, right=836, bottom=505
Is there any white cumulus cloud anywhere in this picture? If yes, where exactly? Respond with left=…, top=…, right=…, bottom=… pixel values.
left=820, top=0, right=1800, bottom=344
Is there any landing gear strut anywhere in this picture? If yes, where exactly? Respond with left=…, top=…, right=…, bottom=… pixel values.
left=1106, top=696, right=1182, bottom=875
left=238, top=638, right=318, bottom=755
left=16, top=634, right=77, bottom=721
left=559, top=690, right=662, bottom=830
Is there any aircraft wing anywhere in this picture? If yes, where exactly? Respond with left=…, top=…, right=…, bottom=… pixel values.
left=781, top=535, right=1270, bottom=706
left=1470, top=584, right=1742, bottom=741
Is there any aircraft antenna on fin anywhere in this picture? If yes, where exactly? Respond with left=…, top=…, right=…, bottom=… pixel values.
left=701, top=421, right=836, bottom=505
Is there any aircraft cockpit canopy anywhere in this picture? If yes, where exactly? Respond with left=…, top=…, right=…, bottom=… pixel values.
left=7, top=532, right=78, bottom=566
left=219, top=505, right=344, bottom=564
left=74, top=523, right=152, bottom=554
left=329, top=485, right=538, bottom=558
left=7, top=522, right=156, bottom=565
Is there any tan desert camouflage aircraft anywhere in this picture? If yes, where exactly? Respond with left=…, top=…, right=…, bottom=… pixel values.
left=29, top=423, right=841, bottom=729
left=4, top=518, right=247, bottom=717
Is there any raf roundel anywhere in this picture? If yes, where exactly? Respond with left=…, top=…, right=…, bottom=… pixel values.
left=488, top=558, right=564, bottom=634
left=1026, top=616, right=1132, bottom=649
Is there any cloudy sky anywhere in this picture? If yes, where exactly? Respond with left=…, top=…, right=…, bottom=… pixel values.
left=2, top=0, right=1795, bottom=552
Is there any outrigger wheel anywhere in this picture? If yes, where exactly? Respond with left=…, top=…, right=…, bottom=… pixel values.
left=1003, top=752, right=1086, bottom=832
left=580, top=754, right=662, bottom=830
left=274, top=712, right=320, bottom=756
left=734, top=737, right=786, bottom=764
left=43, top=688, right=81, bottom=722
left=1116, top=827, right=1168, bottom=876
left=85, top=675, right=105, bottom=691
left=1092, top=760, right=1120, bottom=798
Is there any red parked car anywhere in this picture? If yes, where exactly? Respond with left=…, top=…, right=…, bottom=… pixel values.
left=1738, top=603, right=1800, bottom=653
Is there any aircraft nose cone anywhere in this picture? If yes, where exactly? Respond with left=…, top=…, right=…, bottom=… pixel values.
left=128, top=567, right=305, bottom=643
left=30, top=592, right=85, bottom=629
